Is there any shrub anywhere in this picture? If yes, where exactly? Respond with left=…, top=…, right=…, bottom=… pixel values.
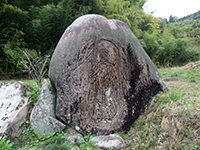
left=157, top=38, right=190, bottom=66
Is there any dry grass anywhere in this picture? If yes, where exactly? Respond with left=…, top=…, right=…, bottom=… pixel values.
left=123, top=67, right=200, bottom=150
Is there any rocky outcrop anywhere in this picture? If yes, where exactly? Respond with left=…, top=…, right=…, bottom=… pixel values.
left=30, top=79, right=66, bottom=136
left=48, top=14, right=167, bottom=135
left=0, top=81, right=32, bottom=138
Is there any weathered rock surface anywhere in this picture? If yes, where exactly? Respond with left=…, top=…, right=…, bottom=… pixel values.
left=30, top=79, right=66, bottom=136
left=49, top=14, right=167, bottom=135
left=91, top=134, right=125, bottom=149
left=0, top=81, right=32, bottom=138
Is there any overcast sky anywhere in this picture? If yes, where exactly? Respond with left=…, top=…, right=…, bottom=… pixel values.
left=143, top=0, right=200, bottom=19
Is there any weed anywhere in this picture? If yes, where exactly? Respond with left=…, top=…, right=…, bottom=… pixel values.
left=156, top=89, right=182, bottom=104
left=73, top=133, right=99, bottom=150
left=115, top=132, right=124, bottom=137
left=12, top=128, right=39, bottom=148
left=78, top=140, right=97, bottom=150
left=23, top=118, right=29, bottom=124
left=41, top=135, right=71, bottom=150
left=0, top=137, right=13, bottom=150
left=170, top=71, right=181, bottom=77
left=27, top=88, right=40, bottom=105
left=189, top=144, right=200, bottom=150
left=190, top=79, right=196, bottom=82
left=135, top=120, right=145, bottom=126
left=83, top=133, right=96, bottom=142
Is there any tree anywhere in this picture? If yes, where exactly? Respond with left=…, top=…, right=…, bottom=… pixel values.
left=140, top=13, right=160, bottom=33
left=0, top=0, right=28, bottom=74
left=169, top=15, right=178, bottom=23
left=158, top=18, right=167, bottom=33
left=156, top=27, right=191, bottom=65
left=26, top=4, right=70, bottom=54
left=98, top=0, right=146, bottom=38
left=142, top=31, right=161, bottom=61
left=7, top=0, right=60, bottom=10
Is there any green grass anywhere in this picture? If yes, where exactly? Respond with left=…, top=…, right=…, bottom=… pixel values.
left=41, top=135, right=71, bottom=150
left=158, top=68, right=200, bottom=82
left=0, top=137, right=13, bottom=150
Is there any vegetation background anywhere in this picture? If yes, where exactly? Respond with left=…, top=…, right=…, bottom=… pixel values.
left=0, top=0, right=200, bottom=79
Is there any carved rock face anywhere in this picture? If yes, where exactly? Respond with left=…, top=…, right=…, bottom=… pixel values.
left=49, top=14, right=167, bottom=135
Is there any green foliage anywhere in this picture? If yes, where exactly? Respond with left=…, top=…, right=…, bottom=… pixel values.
left=83, top=133, right=96, bottom=142
left=161, top=39, right=189, bottom=65
left=157, top=89, right=182, bottom=104
left=73, top=133, right=99, bottom=150
left=142, top=12, right=200, bottom=66
left=26, top=4, right=71, bottom=54
left=99, top=0, right=146, bottom=38
left=142, top=31, right=161, bottom=60
left=152, top=26, right=193, bottom=66
left=27, top=88, right=40, bottom=105
left=140, top=13, right=160, bottom=33
left=1, top=0, right=200, bottom=76
left=0, top=137, right=13, bottom=150
left=13, top=126, right=57, bottom=149
left=0, top=1, right=28, bottom=74
left=179, top=10, right=200, bottom=21
left=169, top=15, right=178, bottom=23
left=11, top=120, right=67, bottom=149
left=40, top=132, right=72, bottom=150
left=114, top=132, right=124, bottom=137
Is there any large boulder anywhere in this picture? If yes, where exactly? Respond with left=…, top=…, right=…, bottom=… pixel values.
left=0, top=81, right=32, bottom=138
left=49, top=14, right=167, bottom=135
left=30, top=79, right=66, bottom=136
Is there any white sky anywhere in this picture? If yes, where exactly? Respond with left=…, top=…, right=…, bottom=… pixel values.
left=143, top=0, right=200, bottom=19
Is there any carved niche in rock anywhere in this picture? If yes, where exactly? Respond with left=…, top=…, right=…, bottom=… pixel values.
left=48, top=14, right=167, bottom=135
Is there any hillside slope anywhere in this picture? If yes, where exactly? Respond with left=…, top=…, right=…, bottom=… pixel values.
left=179, top=10, right=200, bottom=21
left=123, top=62, right=200, bottom=149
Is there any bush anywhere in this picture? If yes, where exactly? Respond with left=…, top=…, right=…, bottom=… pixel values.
left=157, top=38, right=190, bottom=66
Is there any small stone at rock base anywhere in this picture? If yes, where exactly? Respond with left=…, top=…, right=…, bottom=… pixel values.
left=65, top=134, right=84, bottom=144
left=91, top=134, right=125, bottom=149
left=30, top=79, right=66, bottom=136
left=64, top=127, right=84, bottom=144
